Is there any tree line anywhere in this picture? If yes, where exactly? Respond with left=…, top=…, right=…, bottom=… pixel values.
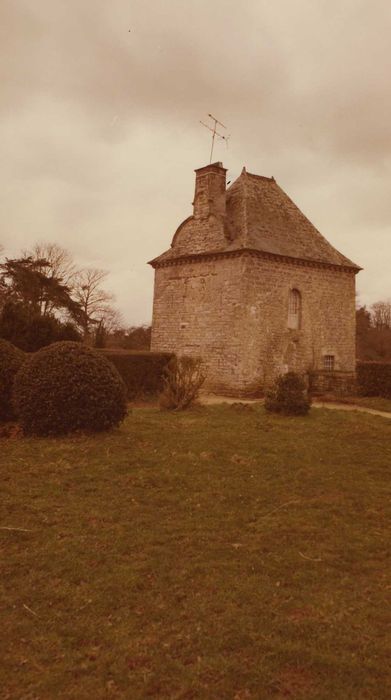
left=1, top=241, right=388, bottom=358
left=356, top=301, right=391, bottom=361
left=0, top=242, right=122, bottom=351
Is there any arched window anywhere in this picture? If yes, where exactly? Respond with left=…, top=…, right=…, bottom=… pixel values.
left=288, top=289, right=301, bottom=329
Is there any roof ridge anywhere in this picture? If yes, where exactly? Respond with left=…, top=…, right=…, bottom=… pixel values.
left=244, top=170, right=275, bottom=183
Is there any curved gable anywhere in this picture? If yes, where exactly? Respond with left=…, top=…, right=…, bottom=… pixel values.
left=170, top=214, right=228, bottom=256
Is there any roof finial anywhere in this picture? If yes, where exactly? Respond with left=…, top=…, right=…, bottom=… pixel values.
left=200, top=113, right=230, bottom=163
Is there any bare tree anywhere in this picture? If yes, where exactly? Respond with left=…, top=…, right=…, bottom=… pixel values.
left=28, top=243, right=75, bottom=282
left=72, top=268, right=118, bottom=340
left=99, top=307, right=123, bottom=334
left=371, top=300, right=391, bottom=329
left=23, top=242, right=77, bottom=316
left=94, top=307, right=124, bottom=348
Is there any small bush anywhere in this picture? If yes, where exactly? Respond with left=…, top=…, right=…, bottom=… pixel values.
left=265, top=371, right=311, bottom=416
left=159, top=356, right=206, bottom=410
left=100, top=350, right=174, bottom=399
left=356, top=361, right=391, bottom=398
left=13, top=341, right=127, bottom=436
left=0, top=339, right=25, bottom=422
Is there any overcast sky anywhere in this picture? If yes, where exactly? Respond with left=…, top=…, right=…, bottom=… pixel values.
left=1, top=0, right=390, bottom=325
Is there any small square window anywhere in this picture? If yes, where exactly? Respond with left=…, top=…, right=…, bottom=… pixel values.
left=323, top=355, right=335, bottom=371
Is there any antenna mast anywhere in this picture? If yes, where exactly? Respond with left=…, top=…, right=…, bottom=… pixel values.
left=200, top=113, right=229, bottom=163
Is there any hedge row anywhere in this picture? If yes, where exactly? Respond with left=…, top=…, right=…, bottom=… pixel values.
left=100, top=350, right=174, bottom=399
left=356, top=361, right=391, bottom=398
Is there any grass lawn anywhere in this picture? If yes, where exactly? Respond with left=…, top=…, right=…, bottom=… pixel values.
left=1, top=405, right=390, bottom=699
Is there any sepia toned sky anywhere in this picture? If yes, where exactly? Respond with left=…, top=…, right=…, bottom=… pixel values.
left=1, top=0, right=390, bottom=325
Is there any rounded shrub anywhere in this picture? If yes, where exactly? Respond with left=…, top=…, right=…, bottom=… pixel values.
left=265, top=371, right=311, bottom=416
left=0, top=339, right=26, bottom=422
left=13, top=341, right=127, bottom=436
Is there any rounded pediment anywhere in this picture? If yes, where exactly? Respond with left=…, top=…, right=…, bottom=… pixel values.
left=171, top=214, right=228, bottom=255
left=171, top=216, right=194, bottom=249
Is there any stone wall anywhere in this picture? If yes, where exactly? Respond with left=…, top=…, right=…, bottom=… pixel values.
left=238, top=254, right=356, bottom=390
left=151, top=251, right=356, bottom=396
left=151, top=254, right=248, bottom=394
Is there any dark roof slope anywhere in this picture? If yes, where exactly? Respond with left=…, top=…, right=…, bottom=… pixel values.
left=224, top=169, right=360, bottom=269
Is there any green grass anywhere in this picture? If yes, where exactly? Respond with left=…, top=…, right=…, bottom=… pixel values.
left=1, top=406, right=390, bottom=699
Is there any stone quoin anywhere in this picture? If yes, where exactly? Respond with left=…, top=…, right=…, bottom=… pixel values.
left=149, top=162, right=361, bottom=396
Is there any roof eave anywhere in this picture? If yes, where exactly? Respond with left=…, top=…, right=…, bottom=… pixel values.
left=150, top=247, right=362, bottom=272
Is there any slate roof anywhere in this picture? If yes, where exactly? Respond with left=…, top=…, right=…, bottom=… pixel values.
left=150, top=167, right=360, bottom=271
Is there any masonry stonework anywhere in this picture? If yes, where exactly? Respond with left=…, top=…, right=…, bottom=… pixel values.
left=149, top=162, right=360, bottom=396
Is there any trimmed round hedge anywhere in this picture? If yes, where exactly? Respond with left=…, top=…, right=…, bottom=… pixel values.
left=13, top=341, right=127, bottom=435
left=265, top=371, right=311, bottom=416
left=0, top=339, right=26, bottom=422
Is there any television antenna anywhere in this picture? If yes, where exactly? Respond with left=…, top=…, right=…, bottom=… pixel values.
left=200, top=113, right=230, bottom=163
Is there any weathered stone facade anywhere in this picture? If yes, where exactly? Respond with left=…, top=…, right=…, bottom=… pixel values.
left=149, top=162, right=360, bottom=395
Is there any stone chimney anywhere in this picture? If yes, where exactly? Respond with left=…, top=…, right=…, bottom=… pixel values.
left=192, top=162, right=227, bottom=219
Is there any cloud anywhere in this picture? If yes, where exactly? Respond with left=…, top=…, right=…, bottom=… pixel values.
left=1, top=0, right=390, bottom=322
